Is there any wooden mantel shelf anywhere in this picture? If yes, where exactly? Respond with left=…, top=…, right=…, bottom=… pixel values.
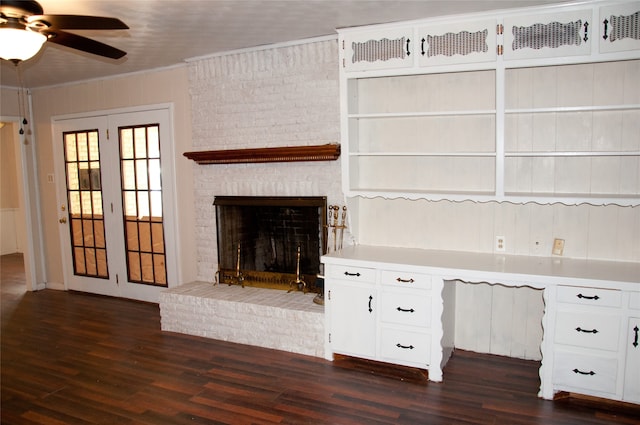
left=183, top=144, right=340, bottom=165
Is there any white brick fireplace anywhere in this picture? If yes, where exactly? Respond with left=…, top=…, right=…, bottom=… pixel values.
left=159, top=39, right=345, bottom=357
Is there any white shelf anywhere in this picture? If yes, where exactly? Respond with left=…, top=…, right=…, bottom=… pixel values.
left=349, top=110, right=496, bottom=118
left=505, top=151, right=640, bottom=157
left=505, top=104, right=640, bottom=114
left=351, top=152, right=496, bottom=157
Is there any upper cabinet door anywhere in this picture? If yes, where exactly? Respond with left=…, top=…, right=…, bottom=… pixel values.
left=342, top=27, right=414, bottom=72
left=503, top=9, right=592, bottom=60
left=599, top=2, right=640, bottom=54
left=417, top=19, right=497, bottom=66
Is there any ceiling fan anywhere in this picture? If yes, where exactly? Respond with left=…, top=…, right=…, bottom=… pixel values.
left=0, top=0, right=128, bottom=63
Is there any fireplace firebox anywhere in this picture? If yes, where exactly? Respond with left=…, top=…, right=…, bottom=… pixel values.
left=214, top=196, right=327, bottom=292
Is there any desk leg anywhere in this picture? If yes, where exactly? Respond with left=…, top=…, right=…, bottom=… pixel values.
left=430, top=277, right=456, bottom=382
left=538, top=286, right=556, bottom=400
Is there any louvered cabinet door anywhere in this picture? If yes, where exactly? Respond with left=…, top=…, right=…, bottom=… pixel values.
left=599, top=2, right=640, bottom=54
left=341, top=27, right=414, bottom=72
left=417, top=19, right=497, bottom=67
left=503, top=9, right=592, bottom=60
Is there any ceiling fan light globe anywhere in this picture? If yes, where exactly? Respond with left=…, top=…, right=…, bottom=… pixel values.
left=0, top=28, right=47, bottom=61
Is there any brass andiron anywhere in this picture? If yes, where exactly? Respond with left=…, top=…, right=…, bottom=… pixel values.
left=288, top=245, right=307, bottom=293
left=215, top=243, right=245, bottom=287
left=233, top=243, right=245, bottom=287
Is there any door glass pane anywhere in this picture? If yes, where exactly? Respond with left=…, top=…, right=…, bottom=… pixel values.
left=119, top=124, right=168, bottom=287
left=63, top=131, right=109, bottom=279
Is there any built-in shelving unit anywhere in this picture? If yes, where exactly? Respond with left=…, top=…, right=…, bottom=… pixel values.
left=338, top=0, right=640, bottom=206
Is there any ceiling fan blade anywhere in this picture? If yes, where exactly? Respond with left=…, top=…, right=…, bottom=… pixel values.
left=47, top=30, right=126, bottom=59
left=27, top=14, right=128, bottom=30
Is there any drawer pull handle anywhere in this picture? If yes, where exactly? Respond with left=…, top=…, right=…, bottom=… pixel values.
left=577, top=293, right=600, bottom=301
left=368, top=295, right=373, bottom=313
left=344, top=271, right=361, bottom=277
left=396, top=343, right=415, bottom=350
left=633, top=326, right=639, bottom=348
left=397, top=307, right=415, bottom=313
left=576, top=327, right=599, bottom=334
left=396, top=277, right=415, bottom=283
left=573, top=368, right=595, bottom=376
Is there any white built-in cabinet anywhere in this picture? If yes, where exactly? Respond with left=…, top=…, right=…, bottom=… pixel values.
left=329, top=0, right=640, bottom=406
left=549, top=286, right=640, bottom=402
left=326, top=265, right=377, bottom=358
left=339, top=0, right=640, bottom=205
left=323, top=248, right=455, bottom=382
left=322, top=245, right=640, bottom=404
left=623, top=293, right=640, bottom=404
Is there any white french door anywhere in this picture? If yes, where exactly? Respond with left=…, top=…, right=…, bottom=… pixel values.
left=53, top=107, right=178, bottom=302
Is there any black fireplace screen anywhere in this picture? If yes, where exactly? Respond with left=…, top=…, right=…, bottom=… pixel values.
left=214, top=196, right=327, bottom=291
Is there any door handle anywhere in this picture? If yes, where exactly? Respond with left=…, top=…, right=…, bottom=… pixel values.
left=59, top=217, right=67, bottom=224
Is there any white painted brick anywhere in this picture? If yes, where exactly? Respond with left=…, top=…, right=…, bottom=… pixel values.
left=187, top=40, right=346, bottom=282
left=160, top=282, right=324, bottom=357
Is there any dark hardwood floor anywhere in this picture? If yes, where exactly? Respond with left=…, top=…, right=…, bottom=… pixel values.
left=2, top=253, right=639, bottom=424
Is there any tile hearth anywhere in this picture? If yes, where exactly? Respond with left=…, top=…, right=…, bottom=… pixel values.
left=159, top=281, right=324, bottom=357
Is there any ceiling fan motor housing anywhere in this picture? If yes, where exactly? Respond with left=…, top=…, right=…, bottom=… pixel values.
left=0, top=0, right=128, bottom=60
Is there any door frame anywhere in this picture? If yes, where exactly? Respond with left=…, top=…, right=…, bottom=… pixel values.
left=51, top=103, right=182, bottom=302
left=1, top=113, right=47, bottom=292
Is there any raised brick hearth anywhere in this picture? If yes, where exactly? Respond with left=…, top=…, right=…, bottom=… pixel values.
left=159, top=282, right=324, bottom=357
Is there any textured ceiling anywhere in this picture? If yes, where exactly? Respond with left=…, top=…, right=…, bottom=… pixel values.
left=0, top=0, right=566, bottom=89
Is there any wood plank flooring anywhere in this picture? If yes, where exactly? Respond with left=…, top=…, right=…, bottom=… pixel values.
left=2, top=253, right=639, bottom=424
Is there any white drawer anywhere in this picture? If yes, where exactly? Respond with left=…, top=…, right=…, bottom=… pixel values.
left=555, top=311, right=620, bottom=351
left=630, top=292, right=640, bottom=311
left=557, top=286, right=621, bottom=308
left=326, top=265, right=376, bottom=282
left=380, top=270, right=431, bottom=290
left=380, top=290, right=431, bottom=328
left=380, top=327, right=431, bottom=366
left=553, top=350, right=618, bottom=395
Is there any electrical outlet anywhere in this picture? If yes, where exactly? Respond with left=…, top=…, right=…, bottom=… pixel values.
left=496, top=236, right=505, bottom=252
left=552, top=238, right=565, bottom=256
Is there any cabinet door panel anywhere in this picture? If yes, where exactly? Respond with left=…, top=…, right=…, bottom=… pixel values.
left=600, top=3, right=640, bottom=54
left=342, top=28, right=413, bottom=72
left=504, top=9, right=592, bottom=60
left=623, top=317, right=640, bottom=403
left=328, top=281, right=376, bottom=357
left=418, top=19, right=496, bottom=66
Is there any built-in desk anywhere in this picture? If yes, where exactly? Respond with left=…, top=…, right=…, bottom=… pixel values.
left=321, top=245, right=640, bottom=404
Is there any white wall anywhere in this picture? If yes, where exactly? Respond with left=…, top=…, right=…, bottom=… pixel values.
left=29, top=66, right=196, bottom=287
left=356, top=198, right=640, bottom=262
